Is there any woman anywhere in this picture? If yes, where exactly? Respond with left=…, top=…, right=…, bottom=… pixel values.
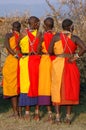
left=18, top=16, right=41, bottom=121
left=48, top=19, right=86, bottom=124
left=38, top=17, right=55, bottom=121
left=3, top=21, right=21, bottom=117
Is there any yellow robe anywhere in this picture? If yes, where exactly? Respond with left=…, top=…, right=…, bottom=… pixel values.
left=19, top=30, right=37, bottom=93
left=3, top=36, right=18, bottom=96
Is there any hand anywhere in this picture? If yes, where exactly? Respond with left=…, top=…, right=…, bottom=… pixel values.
left=68, top=56, right=79, bottom=63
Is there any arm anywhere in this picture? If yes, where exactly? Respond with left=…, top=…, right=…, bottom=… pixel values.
left=69, top=35, right=86, bottom=62
left=4, top=33, right=16, bottom=56
left=74, top=35, right=86, bottom=56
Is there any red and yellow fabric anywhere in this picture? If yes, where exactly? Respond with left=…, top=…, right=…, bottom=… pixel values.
left=3, top=33, right=19, bottom=96
left=19, top=30, right=40, bottom=97
left=27, top=30, right=40, bottom=97
left=51, top=33, right=80, bottom=105
left=38, top=32, right=54, bottom=96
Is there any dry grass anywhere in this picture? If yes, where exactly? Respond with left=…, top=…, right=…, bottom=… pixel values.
left=0, top=84, right=86, bottom=130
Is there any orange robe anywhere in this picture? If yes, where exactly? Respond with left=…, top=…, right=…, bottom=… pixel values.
left=3, top=32, right=20, bottom=96
left=38, top=32, right=54, bottom=96
left=51, top=33, right=80, bottom=105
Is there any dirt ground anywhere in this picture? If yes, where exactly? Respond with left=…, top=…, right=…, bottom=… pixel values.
left=0, top=108, right=86, bottom=130
left=0, top=86, right=86, bottom=130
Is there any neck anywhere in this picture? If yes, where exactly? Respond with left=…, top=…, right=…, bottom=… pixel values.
left=28, top=27, right=36, bottom=31
left=13, top=31, right=19, bottom=34
left=62, top=30, right=71, bottom=34
left=46, top=29, right=53, bottom=33
left=29, top=29, right=34, bottom=32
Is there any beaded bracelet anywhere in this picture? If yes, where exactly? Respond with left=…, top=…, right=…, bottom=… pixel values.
left=14, top=54, right=18, bottom=58
left=74, top=53, right=80, bottom=58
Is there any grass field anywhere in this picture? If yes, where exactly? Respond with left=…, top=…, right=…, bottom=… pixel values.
left=0, top=83, right=86, bottom=130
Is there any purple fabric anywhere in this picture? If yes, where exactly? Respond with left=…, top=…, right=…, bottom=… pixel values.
left=18, top=93, right=38, bottom=106
left=38, top=96, right=51, bottom=105
left=3, top=95, right=17, bottom=99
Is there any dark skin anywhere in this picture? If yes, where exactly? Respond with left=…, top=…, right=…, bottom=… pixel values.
left=4, top=33, right=15, bottom=55
left=48, top=24, right=86, bottom=124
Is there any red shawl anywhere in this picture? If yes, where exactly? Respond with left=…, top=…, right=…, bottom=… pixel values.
left=27, top=30, right=40, bottom=97
left=44, top=32, right=56, bottom=61
left=60, top=33, right=80, bottom=101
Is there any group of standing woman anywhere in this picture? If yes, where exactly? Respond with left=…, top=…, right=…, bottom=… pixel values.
left=2, top=16, right=86, bottom=125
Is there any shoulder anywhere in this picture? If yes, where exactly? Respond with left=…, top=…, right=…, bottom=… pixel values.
left=5, top=32, right=13, bottom=39
left=54, top=32, right=60, bottom=37
left=37, top=31, right=42, bottom=37
left=4, top=33, right=13, bottom=46
left=52, top=32, right=60, bottom=41
left=72, top=34, right=80, bottom=40
left=72, top=34, right=82, bottom=44
left=19, top=29, right=27, bottom=39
